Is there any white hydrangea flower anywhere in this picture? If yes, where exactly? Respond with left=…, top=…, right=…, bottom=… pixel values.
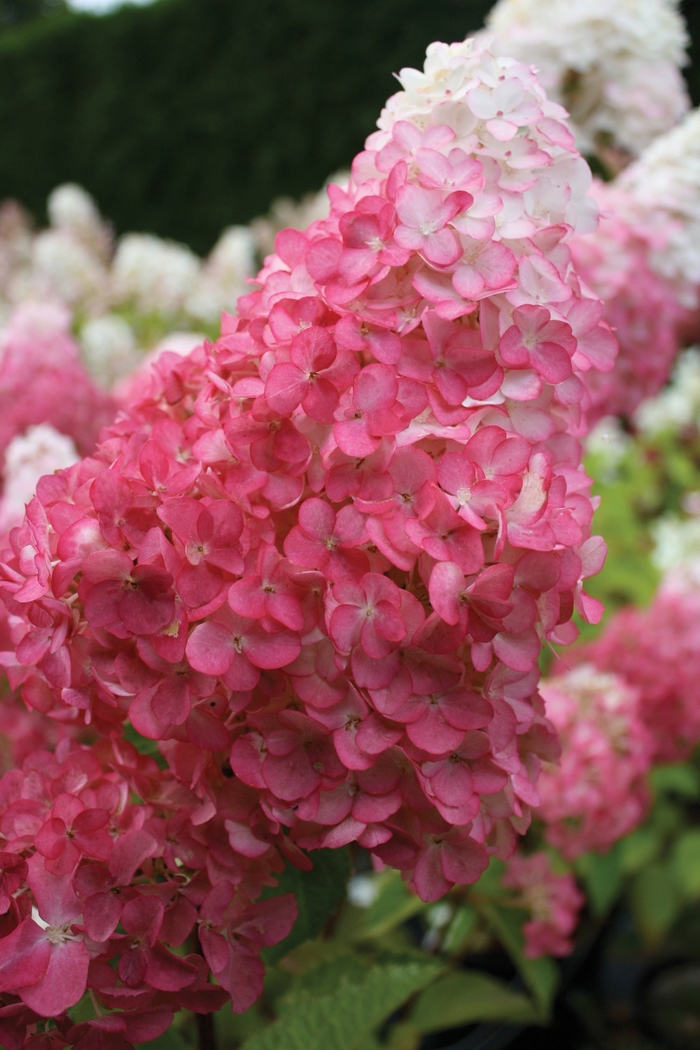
left=483, top=0, right=690, bottom=158
left=48, top=184, right=101, bottom=235
left=80, top=313, right=140, bottom=389
left=47, top=183, right=112, bottom=262
left=186, top=226, right=257, bottom=323
left=635, top=348, right=700, bottom=434
left=0, top=424, right=78, bottom=531
left=651, top=515, right=700, bottom=573
left=619, top=108, right=700, bottom=298
left=585, top=416, right=631, bottom=473
left=30, top=229, right=108, bottom=309
left=112, top=234, right=201, bottom=316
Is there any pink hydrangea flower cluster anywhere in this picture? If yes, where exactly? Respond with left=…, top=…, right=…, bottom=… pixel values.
left=0, top=738, right=297, bottom=1047
left=0, top=36, right=613, bottom=1029
left=502, top=849, right=584, bottom=958
left=570, top=179, right=692, bottom=422
left=536, top=665, right=653, bottom=859
left=577, top=567, right=700, bottom=763
left=0, top=304, right=115, bottom=464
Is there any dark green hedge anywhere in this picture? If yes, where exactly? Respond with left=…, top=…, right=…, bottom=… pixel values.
left=0, top=0, right=697, bottom=254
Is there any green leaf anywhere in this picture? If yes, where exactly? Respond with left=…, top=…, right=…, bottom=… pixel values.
left=260, top=848, right=351, bottom=964
left=442, top=903, right=478, bottom=955
left=241, top=952, right=443, bottom=1050
left=136, top=1030, right=190, bottom=1050
left=410, top=971, right=539, bottom=1032
left=672, top=830, right=700, bottom=900
left=123, top=723, right=167, bottom=770
left=650, top=763, right=700, bottom=799
left=619, top=828, right=662, bottom=875
left=575, top=845, right=623, bottom=917
left=630, top=862, right=682, bottom=945
left=480, top=905, right=558, bottom=1019
left=335, top=870, right=424, bottom=942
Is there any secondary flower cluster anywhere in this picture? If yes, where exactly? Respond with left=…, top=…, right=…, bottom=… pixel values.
left=576, top=566, right=700, bottom=764
left=570, top=179, right=692, bottom=421
left=618, top=107, right=700, bottom=305
left=484, top=0, right=690, bottom=161
left=0, top=37, right=614, bottom=1029
left=0, top=303, right=115, bottom=463
left=0, top=739, right=297, bottom=1041
left=536, top=665, right=653, bottom=858
left=502, top=849, right=584, bottom=958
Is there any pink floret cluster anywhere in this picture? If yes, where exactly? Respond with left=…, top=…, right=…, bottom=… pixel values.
left=571, top=180, right=691, bottom=422
left=0, top=37, right=614, bottom=1030
left=536, top=665, right=653, bottom=859
left=576, top=568, right=700, bottom=764
left=0, top=304, right=115, bottom=463
left=502, top=850, right=583, bottom=958
left=0, top=737, right=297, bottom=1047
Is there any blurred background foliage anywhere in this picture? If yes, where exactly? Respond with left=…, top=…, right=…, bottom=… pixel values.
left=0, top=0, right=695, bottom=254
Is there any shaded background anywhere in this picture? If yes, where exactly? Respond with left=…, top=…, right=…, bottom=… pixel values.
left=0, top=0, right=698, bottom=254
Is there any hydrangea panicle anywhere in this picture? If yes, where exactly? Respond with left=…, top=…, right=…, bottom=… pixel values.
left=0, top=35, right=614, bottom=1028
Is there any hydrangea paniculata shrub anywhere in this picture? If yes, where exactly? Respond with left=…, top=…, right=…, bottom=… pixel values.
left=0, top=37, right=614, bottom=1033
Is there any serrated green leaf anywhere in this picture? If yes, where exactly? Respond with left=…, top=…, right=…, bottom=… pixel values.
left=278, top=951, right=369, bottom=1009
left=410, top=970, right=538, bottom=1032
left=241, top=952, right=443, bottom=1050
left=480, top=905, right=558, bottom=1019
left=672, top=830, right=700, bottom=900
left=575, top=844, right=623, bottom=917
left=630, top=862, right=682, bottom=945
left=650, top=763, right=700, bottom=799
left=260, top=848, right=351, bottom=964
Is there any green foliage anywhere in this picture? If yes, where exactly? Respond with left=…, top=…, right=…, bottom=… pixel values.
left=240, top=951, right=443, bottom=1050
left=260, top=848, right=351, bottom=963
left=672, top=831, right=700, bottom=900
left=0, top=0, right=64, bottom=28
left=575, top=845, right=624, bottom=917
left=123, top=721, right=168, bottom=769
left=480, top=904, right=559, bottom=1019
left=409, top=970, right=539, bottom=1032
left=442, top=903, right=478, bottom=955
left=334, top=869, right=424, bottom=943
left=630, top=861, right=683, bottom=945
left=0, top=0, right=493, bottom=253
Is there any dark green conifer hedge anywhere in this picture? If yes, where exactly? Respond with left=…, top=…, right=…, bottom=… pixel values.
left=0, top=0, right=697, bottom=253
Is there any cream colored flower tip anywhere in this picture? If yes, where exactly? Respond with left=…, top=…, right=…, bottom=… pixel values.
left=483, top=0, right=690, bottom=156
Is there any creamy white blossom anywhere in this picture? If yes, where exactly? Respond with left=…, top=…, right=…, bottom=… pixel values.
left=636, top=348, right=700, bottom=434
left=186, top=226, right=257, bottom=323
left=651, top=515, right=700, bottom=573
left=0, top=424, right=78, bottom=531
left=484, top=0, right=690, bottom=158
left=619, top=108, right=700, bottom=299
left=112, top=233, right=201, bottom=316
left=80, top=313, right=140, bottom=388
